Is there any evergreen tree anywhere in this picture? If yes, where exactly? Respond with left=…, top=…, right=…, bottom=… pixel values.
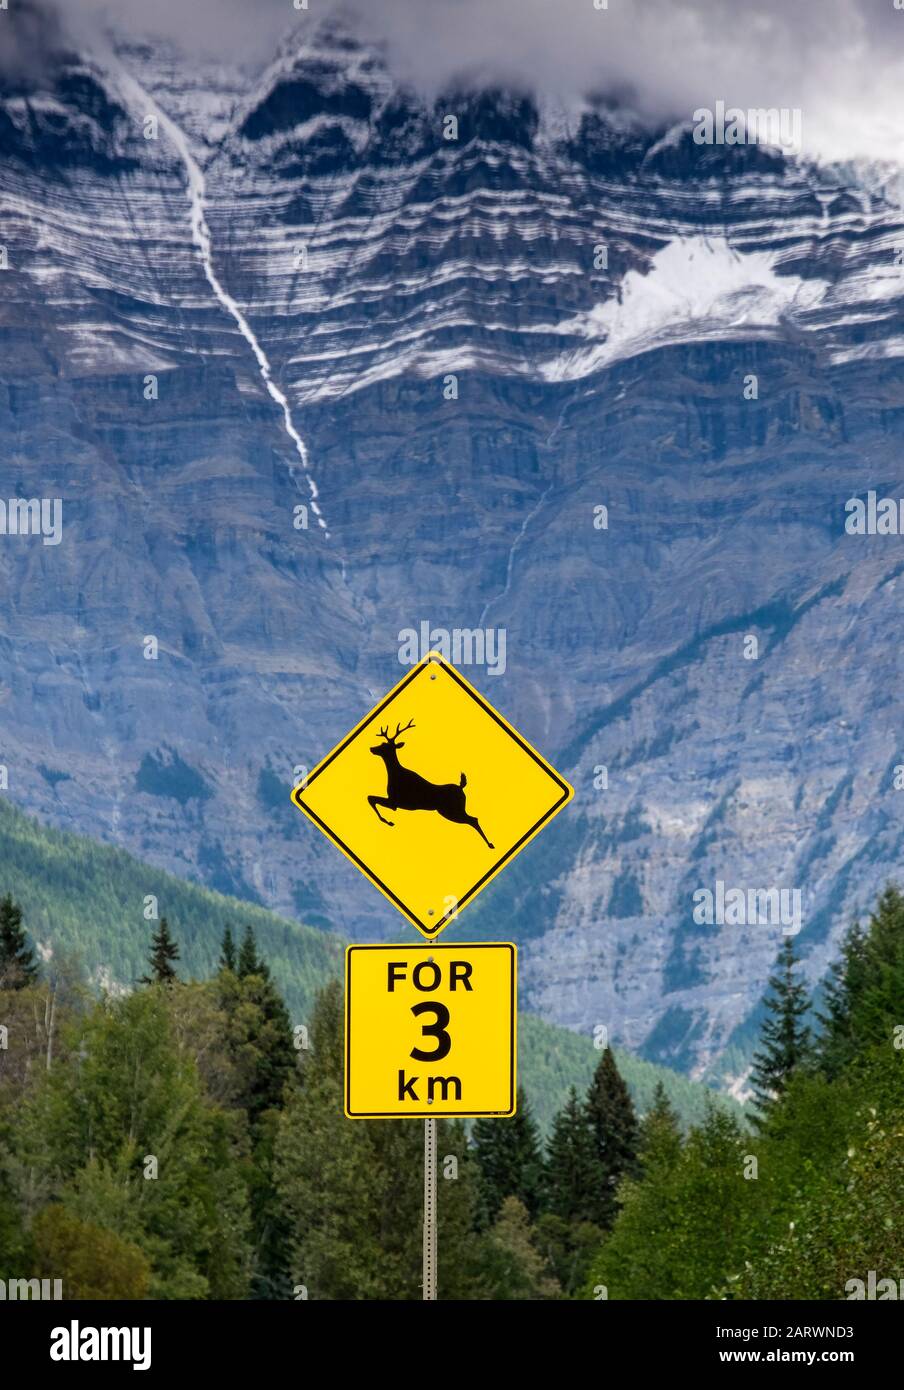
left=533, top=1210, right=603, bottom=1297
left=585, top=1046, right=639, bottom=1227
left=275, top=980, right=485, bottom=1300
left=0, top=894, right=38, bottom=988
left=543, top=1087, right=602, bottom=1223
left=816, top=920, right=868, bottom=1079
left=639, top=1081, right=682, bottom=1172
left=750, top=937, right=811, bottom=1120
left=472, top=1086, right=543, bottom=1223
left=219, top=926, right=237, bottom=974
left=217, top=942, right=294, bottom=1128
left=238, top=925, right=265, bottom=979
left=216, top=942, right=296, bottom=1299
left=845, top=885, right=904, bottom=1050
left=141, top=917, right=180, bottom=985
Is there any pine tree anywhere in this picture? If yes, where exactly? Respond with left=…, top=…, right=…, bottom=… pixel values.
left=543, top=1087, right=602, bottom=1223
left=639, top=1081, right=682, bottom=1166
left=238, top=925, right=265, bottom=979
left=0, top=894, right=38, bottom=988
left=471, top=1086, right=543, bottom=1223
left=141, top=917, right=180, bottom=985
left=815, top=920, right=868, bottom=1079
left=844, top=885, right=904, bottom=1051
left=215, top=936, right=297, bottom=1298
left=275, top=980, right=485, bottom=1299
left=750, top=936, right=811, bottom=1119
left=219, top=926, right=237, bottom=974
left=585, top=1045, right=639, bottom=1227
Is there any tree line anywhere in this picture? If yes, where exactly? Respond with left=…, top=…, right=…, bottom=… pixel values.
left=1, top=885, right=902, bottom=1298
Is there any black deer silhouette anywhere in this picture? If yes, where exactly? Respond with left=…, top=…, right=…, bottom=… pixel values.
left=368, top=719, right=494, bottom=847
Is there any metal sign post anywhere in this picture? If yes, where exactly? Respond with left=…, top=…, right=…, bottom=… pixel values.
left=423, top=1117, right=437, bottom=1301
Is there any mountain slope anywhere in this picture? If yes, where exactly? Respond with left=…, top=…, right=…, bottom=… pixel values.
left=0, top=795, right=736, bottom=1131
left=2, top=7, right=904, bottom=1075
left=0, top=794, right=340, bottom=1013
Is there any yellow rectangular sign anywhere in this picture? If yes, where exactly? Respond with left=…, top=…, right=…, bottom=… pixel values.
left=292, top=652, right=572, bottom=938
left=345, top=942, right=516, bottom=1118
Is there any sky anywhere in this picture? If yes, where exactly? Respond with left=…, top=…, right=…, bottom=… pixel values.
left=9, top=0, right=904, bottom=164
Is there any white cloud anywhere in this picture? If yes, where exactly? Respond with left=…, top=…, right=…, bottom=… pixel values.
left=354, top=0, right=904, bottom=165
left=37, top=0, right=904, bottom=165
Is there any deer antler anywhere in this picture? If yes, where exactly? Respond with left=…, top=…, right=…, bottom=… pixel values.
left=377, top=725, right=391, bottom=741
left=393, top=719, right=415, bottom=740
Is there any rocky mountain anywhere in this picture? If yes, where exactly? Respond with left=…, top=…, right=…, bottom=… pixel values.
left=2, top=5, right=904, bottom=1079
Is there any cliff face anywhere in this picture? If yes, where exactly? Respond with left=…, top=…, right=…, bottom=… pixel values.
left=2, top=11, right=904, bottom=1075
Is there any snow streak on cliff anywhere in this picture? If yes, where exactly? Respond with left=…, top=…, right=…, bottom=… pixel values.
left=111, top=61, right=330, bottom=536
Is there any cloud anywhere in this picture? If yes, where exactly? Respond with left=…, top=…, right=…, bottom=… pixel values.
left=353, top=0, right=904, bottom=164
left=32, top=0, right=904, bottom=164
left=0, top=2, right=65, bottom=78
left=48, top=0, right=295, bottom=63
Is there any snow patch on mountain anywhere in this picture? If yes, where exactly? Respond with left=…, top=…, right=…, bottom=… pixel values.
left=540, top=236, right=829, bottom=380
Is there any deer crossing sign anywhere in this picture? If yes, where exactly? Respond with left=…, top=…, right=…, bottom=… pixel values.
left=345, top=943, right=516, bottom=1117
left=291, top=651, right=573, bottom=938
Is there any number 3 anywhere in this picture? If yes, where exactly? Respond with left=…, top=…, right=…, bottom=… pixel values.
left=410, top=1002, right=451, bottom=1061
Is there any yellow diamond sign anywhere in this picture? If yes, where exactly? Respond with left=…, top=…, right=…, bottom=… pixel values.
left=291, top=652, right=573, bottom=938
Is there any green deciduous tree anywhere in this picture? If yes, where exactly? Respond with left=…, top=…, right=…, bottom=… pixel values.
left=16, top=988, right=252, bottom=1299
left=585, top=1103, right=756, bottom=1300
left=533, top=1211, right=602, bottom=1296
left=478, top=1197, right=560, bottom=1300
left=31, top=1204, right=152, bottom=1299
left=733, top=1048, right=904, bottom=1299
